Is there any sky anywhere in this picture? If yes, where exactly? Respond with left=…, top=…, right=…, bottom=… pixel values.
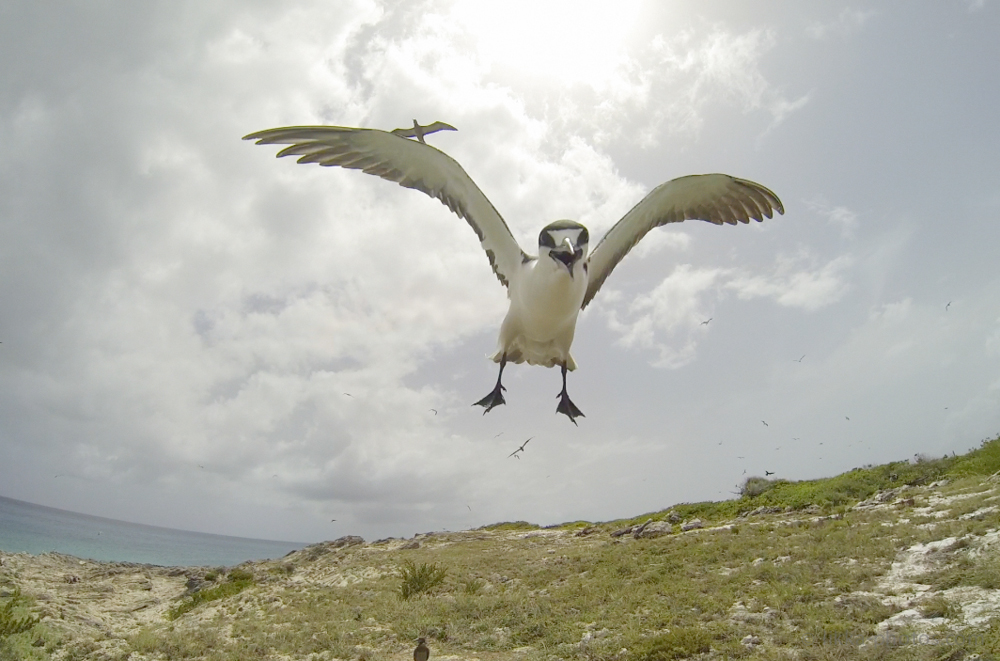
left=1, top=0, right=999, bottom=544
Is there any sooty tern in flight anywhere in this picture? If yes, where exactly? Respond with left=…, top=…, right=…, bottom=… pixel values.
left=244, top=123, right=784, bottom=424
left=391, top=120, right=457, bottom=144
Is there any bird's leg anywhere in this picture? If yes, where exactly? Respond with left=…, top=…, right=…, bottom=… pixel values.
left=474, top=355, right=507, bottom=414
left=555, top=363, right=585, bottom=425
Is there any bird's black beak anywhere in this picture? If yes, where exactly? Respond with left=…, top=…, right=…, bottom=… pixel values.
left=550, top=237, right=582, bottom=270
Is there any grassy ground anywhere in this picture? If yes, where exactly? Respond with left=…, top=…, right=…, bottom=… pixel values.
left=2, top=435, right=999, bottom=661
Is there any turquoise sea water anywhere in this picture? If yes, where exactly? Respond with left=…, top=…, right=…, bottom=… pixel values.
left=0, top=495, right=308, bottom=567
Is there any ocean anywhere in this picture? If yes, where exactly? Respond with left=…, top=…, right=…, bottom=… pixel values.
left=0, top=495, right=309, bottom=567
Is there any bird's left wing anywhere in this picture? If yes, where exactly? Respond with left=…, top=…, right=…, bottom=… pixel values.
left=582, top=173, right=783, bottom=309
left=243, top=125, right=528, bottom=287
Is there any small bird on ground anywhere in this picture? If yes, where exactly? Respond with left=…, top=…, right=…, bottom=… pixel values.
left=508, top=436, right=533, bottom=458
left=414, top=637, right=430, bottom=661
left=391, top=120, right=457, bottom=144
left=245, top=123, right=783, bottom=424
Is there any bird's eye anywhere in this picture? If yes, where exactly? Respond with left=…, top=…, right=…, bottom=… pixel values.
left=539, top=230, right=556, bottom=248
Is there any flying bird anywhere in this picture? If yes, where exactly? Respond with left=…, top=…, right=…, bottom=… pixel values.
left=765, top=470, right=775, bottom=476
left=430, top=408, right=438, bottom=415
left=700, top=317, right=713, bottom=325
left=945, top=301, right=951, bottom=311
left=508, top=436, right=533, bottom=458
left=794, top=354, right=805, bottom=362
left=414, top=638, right=430, bottom=661
left=761, top=420, right=769, bottom=427
left=391, top=120, right=456, bottom=144
left=244, top=123, right=784, bottom=423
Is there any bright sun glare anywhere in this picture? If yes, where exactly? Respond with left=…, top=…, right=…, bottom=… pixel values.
left=450, top=0, right=644, bottom=86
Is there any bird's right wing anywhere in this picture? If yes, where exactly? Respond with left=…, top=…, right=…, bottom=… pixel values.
left=582, top=173, right=783, bottom=308
left=243, top=125, right=528, bottom=287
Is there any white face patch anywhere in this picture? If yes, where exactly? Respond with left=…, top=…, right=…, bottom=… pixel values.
left=539, top=224, right=589, bottom=256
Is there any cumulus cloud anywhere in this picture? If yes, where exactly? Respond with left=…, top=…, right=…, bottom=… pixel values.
left=726, top=254, right=854, bottom=311
left=600, top=264, right=724, bottom=368
left=598, top=249, right=854, bottom=368
left=2, top=1, right=998, bottom=542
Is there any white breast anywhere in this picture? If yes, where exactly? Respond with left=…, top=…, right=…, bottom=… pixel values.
left=489, top=257, right=588, bottom=369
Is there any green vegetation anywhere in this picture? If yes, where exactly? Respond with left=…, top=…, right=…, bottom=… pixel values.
left=5, top=434, right=1000, bottom=661
left=398, top=560, right=448, bottom=600
left=167, top=568, right=256, bottom=620
left=630, top=627, right=714, bottom=660
left=0, top=589, right=37, bottom=639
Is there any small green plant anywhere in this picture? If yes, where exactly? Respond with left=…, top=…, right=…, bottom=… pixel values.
left=168, top=569, right=256, bottom=619
left=398, top=561, right=448, bottom=600
left=631, top=627, right=713, bottom=660
left=0, top=589, right=38, bottom=640
left=741, top=476, right=777, bottom=498
left=919, top=594, right=959, bottom=619
left=462, top=577, right=485, bottom=595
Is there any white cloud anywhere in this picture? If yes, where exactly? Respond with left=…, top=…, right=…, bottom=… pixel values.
left=600, top=264, right=724, bottom=368
left=805, top=199, right=860, bottom=239
left=726, top=254, right=854, bottom=311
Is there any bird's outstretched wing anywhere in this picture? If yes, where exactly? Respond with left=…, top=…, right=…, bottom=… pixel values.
left=243, top=125, right=528, bottom=287
left=582, top=174, right=783, bottom=308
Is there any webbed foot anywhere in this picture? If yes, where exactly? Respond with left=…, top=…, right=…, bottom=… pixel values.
left=556, top=390, right=585, bottom=425
left=555, top=363, right=584, bottom=425
left=474, top=383, right=506, bottom=413
left=474, top=355, right=508, bottom=414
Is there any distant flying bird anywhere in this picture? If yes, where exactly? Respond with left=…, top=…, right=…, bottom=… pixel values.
left=245, top=123, right=783, bottom=424
left=429, top=408, right=438, bottom=415
left=845, top=416, right=850, bottom=421
left=391, top=120, right=457, bottom=144
left=343, top=392, right=353, bottom=397
left=414, top=638, right=430, bottom=661
left=765, top=470, right=775, bottom=476
left=508, top=436, right=533, bottom=458
left=761, top=420, right=768, bottom=427
left=794, top=354, right=805, bottom=362
left=701, top=318, right=713, bottom=325
left=945, top=301, right=951, bottom=311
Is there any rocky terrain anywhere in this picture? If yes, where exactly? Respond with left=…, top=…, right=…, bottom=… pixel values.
left=2, top=465, right=999, bottom=660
